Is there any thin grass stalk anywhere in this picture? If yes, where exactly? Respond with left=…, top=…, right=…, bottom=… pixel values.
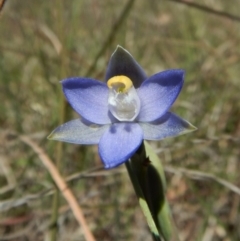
left=85, top=0, right=135, bottom=77
left=50, top=0, right=67, bottom=240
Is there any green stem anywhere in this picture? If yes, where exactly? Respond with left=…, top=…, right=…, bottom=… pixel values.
left=125, top=159, right=162, bottom=241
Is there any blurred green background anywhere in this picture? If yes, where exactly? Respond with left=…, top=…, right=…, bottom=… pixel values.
left=0, top=0, right=240, bottom=240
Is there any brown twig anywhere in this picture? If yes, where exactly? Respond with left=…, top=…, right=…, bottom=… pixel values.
left=167, top=0, right=240, bottom=22
left=19, top=135, right=96, bottom=241
left=0, top=0, right=7, bottom=13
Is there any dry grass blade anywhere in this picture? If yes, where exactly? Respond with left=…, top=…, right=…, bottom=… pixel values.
left=0, top=167, right=126, bottom=212
left=165, top=166, right=240, bottom=195
left=19, top=135, right=96, bottom=241
left=167, top=0, right=240, bottom=22
left=85, top=0, right=135, bottom=76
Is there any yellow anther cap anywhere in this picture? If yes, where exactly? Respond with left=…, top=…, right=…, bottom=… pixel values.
left=107, top=75, right=133, bottom=93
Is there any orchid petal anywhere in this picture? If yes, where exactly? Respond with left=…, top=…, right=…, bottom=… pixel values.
left=105, top=46, right=147, bottom=88
left=62, top=78, right=113, bottom=124
left=139, top=112, right=197, bottom=140
left=48, top=119, right=110, bottom=144
left=99, top=123, right=143, bottom=168
left=137, top=69, right=184, bottom=122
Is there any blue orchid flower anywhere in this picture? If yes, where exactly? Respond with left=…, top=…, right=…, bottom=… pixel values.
left=48, top=46, right=196, bottom=169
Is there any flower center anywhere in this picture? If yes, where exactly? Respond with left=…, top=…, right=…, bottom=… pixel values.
left=107, top=76, right=141, bottom=121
